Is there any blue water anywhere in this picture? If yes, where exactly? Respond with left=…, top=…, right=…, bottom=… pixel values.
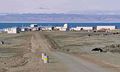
left=0, top=23, right=120, bottom=29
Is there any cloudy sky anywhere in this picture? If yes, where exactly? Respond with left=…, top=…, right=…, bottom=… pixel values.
left=0, top=0, right=120, bottom=13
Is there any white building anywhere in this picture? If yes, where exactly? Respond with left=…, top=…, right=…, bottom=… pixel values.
left=21, top=28, right=25, bottom=32
left=21, top=27, right=27, bottom=32
left=41, top=27, right=52, bottom=31
left=97, top=26, right=116, bottom=30
left=31, top=27, right=40, bottom=31
left=5, top=27, right=20, bottom=34
left=46, top=27, right=52, bottom=31
left=30, top=24, right=38, bottom=27
left=70, top=27, right=93, bottom=31
left=60, top=28, right=67, bottom=31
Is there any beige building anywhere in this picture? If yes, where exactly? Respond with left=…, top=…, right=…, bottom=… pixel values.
left=5, top=27, right=20, bottom=34
left=97, top=26, right=116, bottom=30
left=70, top=27, right=93, bottom=31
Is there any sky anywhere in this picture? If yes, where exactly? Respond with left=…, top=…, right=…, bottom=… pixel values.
left=0, top=0, right=120, bottom=14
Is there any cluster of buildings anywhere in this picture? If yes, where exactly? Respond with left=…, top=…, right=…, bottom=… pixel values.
left=70, top=26, right=116, bottom=31
left=2, top=23, right=117, bottom=34
left=3, top=23, right=69, bottom=34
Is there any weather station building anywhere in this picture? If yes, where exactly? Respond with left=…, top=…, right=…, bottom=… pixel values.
left=54, top=23, right=69, bottom=31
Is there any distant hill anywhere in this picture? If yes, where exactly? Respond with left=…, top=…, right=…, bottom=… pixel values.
left=0, top=14, right=120, bottom=23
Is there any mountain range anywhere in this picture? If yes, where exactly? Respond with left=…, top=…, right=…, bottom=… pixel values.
left=0, top=13, right=120, bottom=23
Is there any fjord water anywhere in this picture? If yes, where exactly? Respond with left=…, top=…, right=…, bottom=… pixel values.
left=0, top=23, right=120, bottom=29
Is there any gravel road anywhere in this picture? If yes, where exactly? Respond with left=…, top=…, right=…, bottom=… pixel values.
left=53, top=52, right=112, bottom=72
left=33, top=32, right=114, bottom=72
